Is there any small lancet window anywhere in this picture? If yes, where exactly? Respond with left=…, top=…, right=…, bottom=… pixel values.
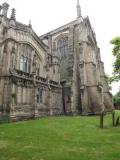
left=37, top=88, right=43, bottom=104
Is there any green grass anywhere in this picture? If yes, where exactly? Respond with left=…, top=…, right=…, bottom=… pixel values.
left=0, top=111, right=120, bottom=160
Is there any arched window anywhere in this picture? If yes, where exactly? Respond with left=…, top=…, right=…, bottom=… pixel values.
left=37, top=88, right=43, bottom=103
left=28, top=58, right=31, bottom=73
left=20, top=55, right=31, bottom=73
left=57, top=37, right=68, bottom=58
left=24, top=57, right=28, bottom=72
left=20, top=55, right=24, bottom=71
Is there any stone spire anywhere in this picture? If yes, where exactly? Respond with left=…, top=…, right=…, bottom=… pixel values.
left=76, top=0, right=82, bottom=18
left=10, top=8, right=16, bottom=20
left=2, top=2, right=9, bottom=17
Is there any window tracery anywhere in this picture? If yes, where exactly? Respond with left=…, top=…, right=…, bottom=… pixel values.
left=19, top=45, right=32, bottom=73
left=20, top=55, right=31, bottom=73
left=57, top=37, right=68, bottom=59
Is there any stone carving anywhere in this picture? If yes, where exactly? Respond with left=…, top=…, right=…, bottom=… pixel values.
left=10, top=8, right=16, bottom=20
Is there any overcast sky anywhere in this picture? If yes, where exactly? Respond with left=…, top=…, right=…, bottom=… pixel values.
left=1, top=0, right=120, bottom=94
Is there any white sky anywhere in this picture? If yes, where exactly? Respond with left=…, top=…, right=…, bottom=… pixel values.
left=1, top=0, right=120, bottom=94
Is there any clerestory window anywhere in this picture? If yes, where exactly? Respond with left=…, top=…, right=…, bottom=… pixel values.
left=57, top=37, right=68, bottom=59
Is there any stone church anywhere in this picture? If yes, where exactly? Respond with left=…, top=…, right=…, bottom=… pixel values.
left=0, top=1, right=113, bottom=121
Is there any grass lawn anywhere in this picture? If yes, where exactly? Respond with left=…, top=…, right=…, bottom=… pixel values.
left=0, top=111, right=120, bottom=160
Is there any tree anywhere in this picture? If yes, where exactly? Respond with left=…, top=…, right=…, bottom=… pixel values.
left=113, top=91, right=120, bottom=108
left=104, top=74, right=112, bottom=89
left=110, top=37, right=120, bottom=82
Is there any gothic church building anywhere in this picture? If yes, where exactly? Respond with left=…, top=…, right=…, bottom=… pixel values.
left=0, top=1, right=113, bottom=121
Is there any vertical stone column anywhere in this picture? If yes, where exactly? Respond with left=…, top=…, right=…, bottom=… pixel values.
left=44, top=88, right=50, bottom=115
left=16, top=44, right=21, bottom=70
left=34, top=88, right=39, bottom=118
left=68, top=26, right=74, bottom=80
left=96, top=47, right=101, bottom=84
left=7, top=42, right=13, bottom=73
left=78, top=42, right=88, bottom=114
left=80, top=87, right=89, bottom=115
left=17, top=86, right=22, bottom=104
left=68, top=26, right=74, bottom=54
left=2, top=43, right=7, bottom=74
left=71, top=46, right=81, bottom=114
left=81, top=42, right=104, bottom=114
left=0, top=23, right=4, bottom=39
left=10, top=46, right=16, bottom=69
left=10, top=84, right=16, bottom=121
left=48, top=35, right=52, bottom=54
left=2, top=41, right=13, bottom=74
left=22, top=87, right=26, bottom=104
left=68, top=26, right=77, bottom=114
left=0, top=45, right=4, bottom=74
left=3, top=78, right=11, bottom=121
left=99, top=61, right=113, bottom=111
